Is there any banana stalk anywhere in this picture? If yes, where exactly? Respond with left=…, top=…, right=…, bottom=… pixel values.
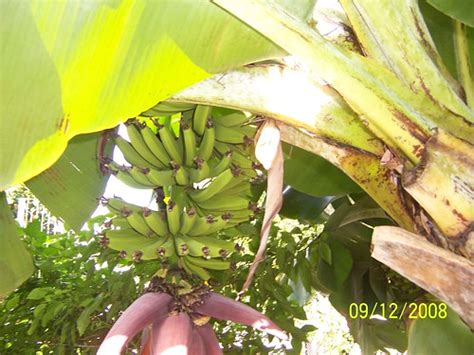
left=213, top=0, right=474, bottom=164
left=339, top=0, right=467, bottom=113
left=453, top=21, right=474, bottom=108
left=402, top=130, right=474, bottom=258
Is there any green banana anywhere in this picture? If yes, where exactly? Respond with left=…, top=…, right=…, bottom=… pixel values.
left=179, top=235, right=234, bottom=258
left=108, top=217, right=130, bottom=230
left=181, top=121, right=197, bottom=166
left=115, top=135, right=152, bottom=168
left=189, top=158, right=211, bottom=183
left=195, top=236, right=235, bottom=254
left=186, top=255, right=231, bottom=271
left=174, top=235, right=190, bottom=256
left=166, top=200, right=181, bottom=235
left=156, top=236, right=176, bottom=258
left=126, top=122, right=165, bottom=168
left=198, top=195, right=250, bottom=211
left=155, top=101, right=196, bottom=112
left=146, top=168, right=175, bottom=186
left=213, top=112, right=249, bottom=127
left=106, top=230, right=167, bottom=260
left=103, top=197, right=142, bottom=214
left=157, top=124, right=183, bottom=164
left=144, top=101, right=196, bottom=116
left=220, top=180, right=252, bottom=197
left=112, top=166, right=152, bottom=189
left=217, top=142, right=256, bottom=169
left=215, top=142, right=254, bottom=169
left=179, top=208, right=197, bottom=235
left=172, top=163, right=189, bottom=185
left=210, top=150, right=233, bottom=176
left=123, top=209, right=154, bottom=237
left=193, top=105, right=211, bottom=136
left=175, top=234, right=208, bottom=257
left=104, top=228, right=144, bottom=240
left=143, top=208, right=169, bottom=237
left=182, top=256, right=211, bottom=280
left=214, top=125, right=247, bottom=144
left=188, top=215, right=230, bottom=236
left=187, top=215, right=216, bottom=236
left=189, top=169, right=234, bottom=203
left=197, top=119, right=215, bottom=161
left=128, top=166, right=157, bottom=187
left=140, top=125, right=171, bottom=166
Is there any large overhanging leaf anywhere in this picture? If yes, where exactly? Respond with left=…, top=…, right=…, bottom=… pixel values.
left=25, top=132, right=113, bottom=232
left=0, top=192, right=34, bottom=298
left=283, top=143, right=362, bottom=197
left=0, top=0, right=283, bottom=191
left=426, top=0, right=474, bottom=27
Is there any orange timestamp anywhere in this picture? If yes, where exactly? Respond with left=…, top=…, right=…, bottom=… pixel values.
left=348, top=302, right=448, bottom=320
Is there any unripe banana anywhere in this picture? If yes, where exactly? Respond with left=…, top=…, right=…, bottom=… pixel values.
left=188, top=215, right=230, bottom=236
left=128, top=166, right=157, bottom=187
left=174, top=235, right=187, bottom=256
left=188, top=158, right=211, bottom=183
left=181, top=121, right=197, bottom=166
left=188, top=215, right=216, bottom=236
left=194, top=236, right=235, bottom=257
left=156, top=236, right=176, bottom=258
left=104, top=228, right=144, bottom=240
left=198, top=195, right=250, bottom=211
left=146, top=168, right=175, bottom=186
left=220, top=180, right=252, bottom=197
left=171, top=162, right=189, bottom=185
left=140, top=125, right=171, bottom=166
left=179, top=208, right=197, bottom=235
left=143, top=101, right=196, bottom=116
left=185, top=255, right=231, bottom=270
left=193, top=105, right=211, bottom=136
left=103, top=197, right=142, bottom=214
left=126, top=122, right=165, bottom=168
left=175, top=234, right=208, bottom=257
left=215, top=142, right=254, bottom=169
left=157, top=124, right=183, bottom=164
left=213, top=112, right=249, bottom=127
left=166, top=200, right=181, bottom=235
left=123, top=210, right=154, bottom=237
left=143, top=208, right=169, bottom=236
left=189, top=169, right=234, bottom=203
left=182, top=256, right=211, bottom=280
left=115, top=135, right=152, bottom=168
left=107, top=217, right=129, bottom=229
left=111, top=166, right=152, bottom=189
left=156, top=101, right=196, bottom=113
left=214, top=125, right=247, bottom=144
left=210, top=150, right=233, bottom=176
left=196, top=119, right=215, bottom=161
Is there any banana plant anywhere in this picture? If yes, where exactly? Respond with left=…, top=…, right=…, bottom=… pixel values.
left=2, top=0, right=474, bottom=353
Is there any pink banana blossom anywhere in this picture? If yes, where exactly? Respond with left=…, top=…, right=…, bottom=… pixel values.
left=97, top=289, right=287, bottom=354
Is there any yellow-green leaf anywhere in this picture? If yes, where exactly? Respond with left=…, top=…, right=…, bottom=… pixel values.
left=0, top=192, right=34, bottom=297
left=1, top=0, right=282, bottom=191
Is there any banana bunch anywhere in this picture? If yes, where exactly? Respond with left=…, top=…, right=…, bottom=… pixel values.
left=101, top=197, right=237, bottom=280
left=101, top=102, right=265, bottom=280
left=111, top=103, right=260, bottom=189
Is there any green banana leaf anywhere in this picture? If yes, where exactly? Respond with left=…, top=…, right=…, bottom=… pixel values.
left=426, top=0, right=474, bottom=27
left=283, top=143, right=362, bottom=197
left=407, top=306, right=473, bottom=354
left=25, top=132, right=114, bottom=232
left=0, top=0, right=283, bottom=191
left=0, top=192, right=34, bottom=297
